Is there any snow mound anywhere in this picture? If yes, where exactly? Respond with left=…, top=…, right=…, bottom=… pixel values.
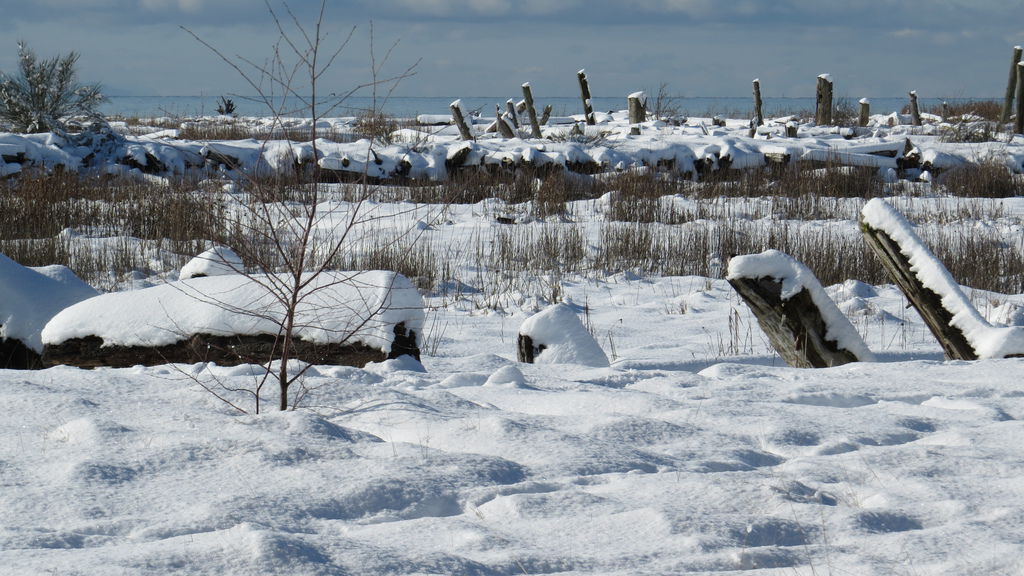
left=179, top=246, right=244, bottom=279
left=42, top=270, right=423, bottom=353
left=0, top=254, right=98, bottom=352
left=519, top=303, right=610, bottom=367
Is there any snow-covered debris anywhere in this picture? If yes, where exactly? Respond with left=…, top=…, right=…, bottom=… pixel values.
left=0, top=254, right=98, bottom=354
left=179, top=246, right=244, bottom=279
left=861, top=198, right=1024, bottom=358
left=42, top=270, right=424, bottom=354
left=728, top=250, right=876, bottom=363
left=518, top=303, right=610, bottom=367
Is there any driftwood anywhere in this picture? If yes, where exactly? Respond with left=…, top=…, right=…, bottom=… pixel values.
left=43, top=323, right=420, bottom=369
left=859, top=218, right=977, bottom=360
left=728, top=275, right=861, bottom=368
left=450, top=101, right=475, bottom=141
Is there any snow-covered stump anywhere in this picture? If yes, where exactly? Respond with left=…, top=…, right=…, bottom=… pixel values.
left=860, top=198, right=1024, bottom=360
left=727, top=251, right=875, bottom=368
left=1001, top=46, right=1022, bottom=124
left=0, top=254, right=98, bottom=369
left=517, top=304, right=610, bottom=367
left=908, top=91, right=922, bottom=127
left=628, top=91, right=646, bottom=136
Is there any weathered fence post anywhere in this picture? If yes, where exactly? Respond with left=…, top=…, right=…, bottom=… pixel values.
left=522, top=82, right=543, bottom=138
left=727, top=251, right=873, bottom=368
left=505, top=99, right=520, bottom=129
left=577, top=69, right=597, bottom=126
left=815, top=74, right=833, bottom=125
left=1017, top=61, right=1024, bottom=135
left=858, top=98, right=870, bottom=127
left=908, top=91, right=922, bottom=126
left=1001, top=45, right=1023, bottom=124
left=752, top=79, right=764, bottom=127
left=860, top=210, right=977, bottom=360
left=450, top=99, right=475, bottom=141
left=628, top=91, right=645, bottom=135
left=540, top=104, right=553, bottom=126
left=494, top=105, right=515, bottom=138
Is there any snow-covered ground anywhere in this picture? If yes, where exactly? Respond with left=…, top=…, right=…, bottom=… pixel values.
left=3, top=266, right=1024, bottom=574
left=3, top=105, right=1024, bottom=574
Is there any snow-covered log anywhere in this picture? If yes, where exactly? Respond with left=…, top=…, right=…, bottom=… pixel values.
left=860, top=198, right=1024, bottom=360
left=41, top=271, right=424, bottom=369
left=727, top=250, right=875, bottom=368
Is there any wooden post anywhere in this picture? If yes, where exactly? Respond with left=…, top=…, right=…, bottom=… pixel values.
left=628, top=91, right=645, bottom=135
left=450, top=99, right=475, bottom=141
left=522, top=82, right=543, bottom=138
left=728, top=274, right=863, bottom=368
left=1000, top=45, right=1023, bottom=124
left=815, top=74, right=833, bottom=125
left=505, top=99, right=520, bottom=129
left=942, top=101, right=949, bottom=122
left=908, top=91, right=922, bottom=126
left=540, top=105, right=553, bottom=126
left=577, top=69, right=596, bottom=126
left=517, top=333, right=544, bottom=363
left=752, top=79, right=764, bottom=127
left=858, top=98, right=870, bottom=127
left=494, top=105, right=515, bottom=138
left=860, top=217, right=978, bottom=360
left=1017, top=62, right=1024, bottom=135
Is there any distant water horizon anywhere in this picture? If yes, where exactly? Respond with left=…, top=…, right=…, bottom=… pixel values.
left=101, top=94, right=999, bottom=120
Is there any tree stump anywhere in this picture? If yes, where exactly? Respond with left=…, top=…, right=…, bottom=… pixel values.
left=752, top=79, right=764, bottom=127
left=450, top=100, right=475, bottom=141
left=859, top=98, right=870, bottom=127
left=909, top=91, right=922, bottom=127
left=815, top=74, right=833, bottom=125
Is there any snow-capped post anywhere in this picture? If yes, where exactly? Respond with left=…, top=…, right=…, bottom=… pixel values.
left=908, top=91, right=922, bottom=127
left=1000, top=46, right=1022, bottom=124
left=505, top=99, right=520, bottom=129
left=540, top=104, right=553, bottom=125
left=522, top=83, right=543, bottom=138
left=859, top=200, right=977, bottom=360
left=1016, top=61, right=1024, bottom=135
left=494, top=104, right=515, bottom=138
left=859, top=98, right=870, bottom=127
left=752, top=79, right=764, bottom=127
left=727, top=251, right=874, bottom=369
left=450, top=99, right=475, bottom=141
left=815, top=74, right=833, bottom=125
left=628, top=91, right=645, bottom=135
left=577, top=69, right=597, bottom=126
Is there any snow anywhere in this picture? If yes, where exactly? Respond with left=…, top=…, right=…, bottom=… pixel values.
left=178, top=245, right=244, bottom=279
left=42, top=271, right=424, bottom=353
left=727, top=250, right=876, bottom=362
left=518, top=303, right=610, bottom=367
left=0, top=254, right=98, bottom=352
left=861, top=198, right=1024, bottom=358
left=4, top=102, right=1024, bottom=574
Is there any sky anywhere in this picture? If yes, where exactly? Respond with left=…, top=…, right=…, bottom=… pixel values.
left=0, top=0, right=1021, bottom=101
